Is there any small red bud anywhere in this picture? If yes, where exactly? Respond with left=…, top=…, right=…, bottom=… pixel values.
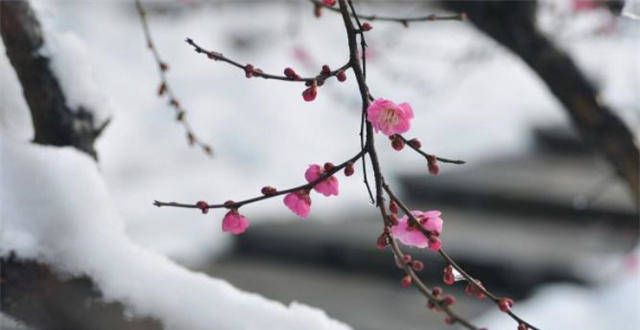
left=344, top=162, right=355, bottom=176
left=407, top=138, right=422, bottom=149
left=261, top=186, right=277, bottom=196
left=431, top=286, right=443, bottom=297
left=284, top=67, right=296, bottom=79
left=321, top=65, right=331, bottom=75
left=444, top=316, right=455, bottom=325
left=498, top=297, right=514, bottom=312
left=411, top=260, right=424, bottom=272
left=159, top=62, right=169, bottom=71
left=302, top=86, right=317, bottom=102
left=244, top=64, right=254, bottom=78
left=362, top=22, right=373, bottom=31
left=195, top=201, right=209, bottom=214
left=376, top=233, right=388, bottom=250
left=402, top=254, right=412, bottom=264
left=443, top=265, right=455, bottom=285
left=391, top=135, right=405, bottom=151
left=441, top=295, right=456, bottom=306
left=336, top=70, right=347, bottom=82
left=323, top=0, right=336, bottom=6
left=518, top=323, right=528, bottom=330
left=426, top=300, right=436, bottom=310
left=427, top=155, right=439, bottom=175
left=323, top=162, right=335, bottom=172
left=389, top=200, right=398, bottom=214
left=400, top=275, right=412, bottom=288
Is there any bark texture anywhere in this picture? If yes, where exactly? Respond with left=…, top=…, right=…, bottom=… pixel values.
left=441, top=0, right=639, bottom=201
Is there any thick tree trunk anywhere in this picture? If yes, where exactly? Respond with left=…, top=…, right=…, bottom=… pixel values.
left=442, top=0, right=639, bottom=202
left=1, top=0, right=107, bottom=159
left=1, top=2, right=158, bottom=329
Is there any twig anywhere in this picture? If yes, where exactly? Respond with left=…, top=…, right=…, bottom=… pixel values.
left=398, top=135, right=466, bottom=164
left=185, top=38, right=351, bottom=85
left=135, top=0, right=213, bottom=156
left=310, top=0, right=465, bottom=27
left=154, top=149, right=365, bottom=210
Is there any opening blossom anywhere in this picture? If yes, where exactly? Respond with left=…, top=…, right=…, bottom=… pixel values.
left=305, top=164, right=339, bottom=196
left=391, top=210, right=443, bottom=251
left=283, top=191, right=312, bottom=218
left=366, top=98, right=414, bottom=136
left=221, top=210, right=249, bottom=235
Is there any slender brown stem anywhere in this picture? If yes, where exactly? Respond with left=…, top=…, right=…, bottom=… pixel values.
left=135, top=0, right=213, bottom=156
left=398, top=135, right=466, bottom=164
left=154, top=149, right=365, bottom=210
left=310, top=0, right=465, bottom=26
left=383, top=182, right=539, bottom=330
left=185, top=38, right=351, bottom=85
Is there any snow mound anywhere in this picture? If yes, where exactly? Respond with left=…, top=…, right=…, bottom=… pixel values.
left=0, top=139, right=350, bottom=330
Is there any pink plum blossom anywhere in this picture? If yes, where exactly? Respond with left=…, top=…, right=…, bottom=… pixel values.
left=366, top=98, right=414, bottom=136
left=305, top=164, right=339, bottom=197
left=283, top=191, right=312, bottom=218
left=391, top=210, right=443, bottom=251
left=221, top=210, right=249, bottom=235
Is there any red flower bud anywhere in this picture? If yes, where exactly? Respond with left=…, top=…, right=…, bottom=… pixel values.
left=323, top=162, right=335, bottom=172
left=391, top=135, right=405, bottom=151
left=244, top=64, right=254, bottom=78
left=400, top=275, right=412, bottom=288
left=196, top=201, right=209, bottom=214
left=498, top=297, right=514, bottom=312
left=261, top=186, right=277, bottom=196
left=441, top=295, right=456, bottom=306
left=407, top=138, right=422, bottom=149
left=302, top=86, right=317, bottom=102
left=323, top=0, right=336, bottom=6
left=411, top=260, right=424, bottom=272
left=362, top=22, right=373, bottom=31
left=284, top=67, right=296, bottom=79
left=336, top=70, right=347, bottom=82
left=344, top=162, right=355, bottom=176
left=321, top=65, right=331, bottom=75
left=431, top=286, right=443, bottom=297
left=443, top=265, right=455, bottom=285
left=389, top=200, right=398, bottom=214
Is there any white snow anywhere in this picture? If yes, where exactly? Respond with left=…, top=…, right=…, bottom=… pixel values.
left=31, top=0, right=112, bottom=126
left=476, top=246, right=640, bottom=330
left=0, top=138, right=350, bottom=330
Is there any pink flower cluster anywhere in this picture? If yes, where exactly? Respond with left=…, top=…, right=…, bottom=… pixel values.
left=391, top=210, right=443, bottom=251
left=283, top=164, right=340, bottom=218
left=367, top=98, right=414, bottom=136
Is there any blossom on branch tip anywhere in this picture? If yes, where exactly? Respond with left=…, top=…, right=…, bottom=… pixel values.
left=221, top=210, right=249, bottom=235
left=391, top=210, right=443, bottom=250
left=305, top=164, right=339, bottom=196
left=283, top=191, right=312, bottom=218
left=367, top=98, right=414, bottom=136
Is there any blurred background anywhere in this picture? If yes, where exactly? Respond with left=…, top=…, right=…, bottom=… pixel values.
left=2, top=0, right=639, bottom=329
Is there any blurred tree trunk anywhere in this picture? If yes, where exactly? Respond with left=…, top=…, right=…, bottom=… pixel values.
left=441, top=0, right=639, bottom=202
left=1, top=1, right=158, bottom=329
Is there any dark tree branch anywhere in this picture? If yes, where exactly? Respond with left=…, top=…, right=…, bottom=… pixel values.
left=1, top=0, right=108, bottom=159
left=442, top=0, right=639, bottom=202
left=1, top=2, right=158, bottom=329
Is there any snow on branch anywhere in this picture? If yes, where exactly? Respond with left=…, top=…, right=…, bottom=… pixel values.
left=0, top=139, right=350, bottom=330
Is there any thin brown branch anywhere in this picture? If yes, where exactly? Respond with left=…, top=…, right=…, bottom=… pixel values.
left=135, top=0, right=213, bottom=156
left=154, top=149, right=366, bottom=210
left=310, top=0, right=466, bottom=26
left=185, top=38, right=351, bottom=85
left=398, top=135, right=466, bottom=164
left=382, top=182, right=539, bottom=330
